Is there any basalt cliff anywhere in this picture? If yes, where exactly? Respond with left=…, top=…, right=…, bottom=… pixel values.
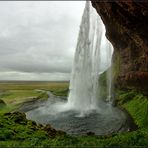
left=91, top=1, right=148, bottom=93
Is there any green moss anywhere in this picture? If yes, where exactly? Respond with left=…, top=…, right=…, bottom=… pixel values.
left=99, top=71, right=108, bottom=99
left=117, top=90, right=137, bottom=105
left=123, top=94, right=148, bottom=128
left=0, top=113, right=49, bottom=143
left=116, top=90, right=148, bottom=128
left=113, top=51, right=121, bottom=80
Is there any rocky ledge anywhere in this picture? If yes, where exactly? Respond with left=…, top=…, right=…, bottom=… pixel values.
left=3, top=112, right=66, bottom=138
left=91, top=1, right=148, bottom=93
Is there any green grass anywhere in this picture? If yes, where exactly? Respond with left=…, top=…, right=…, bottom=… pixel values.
left=1, top=90, right=45, bottom=104
left=123, top=93, right=148, bottom=128
left=0, top=81, right=69, bottom=91
left=0, top=90, right=49, bottom=113
left=0, top=82, right=148, bottom=147
left=51, top=88, right=69, bottom=97
left=0, top=81, right=69, bottom=113
left=0, top=112, right=50, bottom=146
left=0, top=109, right=147, bottom=147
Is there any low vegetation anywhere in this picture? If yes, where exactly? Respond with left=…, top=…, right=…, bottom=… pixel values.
left=0, top=90, right=48, bottom=114
left=0, top=82, right=148, bottom=147
left=0, top=81, right=69, bottom=113
left=0, top=81, right=69, bottom=91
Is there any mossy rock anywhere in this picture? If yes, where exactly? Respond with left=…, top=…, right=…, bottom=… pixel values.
left=4, top=112, right=27, bottom=124
left=0, top=99, right=6, bottom=107
left=43, top=124, right=66, bottom=137
left=117, top=90, right=137, bottom=105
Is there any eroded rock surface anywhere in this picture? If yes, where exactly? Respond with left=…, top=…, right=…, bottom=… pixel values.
left=91, top=1, right=148, bottom=93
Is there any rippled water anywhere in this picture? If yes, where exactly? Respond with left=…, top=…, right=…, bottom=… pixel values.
left=25, top=92, right=128, bottom=135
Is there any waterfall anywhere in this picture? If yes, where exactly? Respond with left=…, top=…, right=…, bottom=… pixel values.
left=27, top=1, right=129, bottom=135
left=26, top=2, right=129, bottom=134
left=67, top=1, right=113, bottom=112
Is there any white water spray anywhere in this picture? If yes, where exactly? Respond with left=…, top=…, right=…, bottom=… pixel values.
left=26, top=2, right=129, bottom=134
left=67, top=1, right=113, bottom=112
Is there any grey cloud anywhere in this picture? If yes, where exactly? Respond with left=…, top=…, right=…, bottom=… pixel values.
left=0, top=71, right=70, bottom=81
left=0, top=1, right=85, bottom=80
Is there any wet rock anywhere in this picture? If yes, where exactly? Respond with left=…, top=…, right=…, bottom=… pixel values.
left=56, top=130, right=66, bottom=136
left=43, top=124, right=66, bottom=137
left=38, top=123, right=43, bottom=128
left=29, top=120, right=37, bottom=126
left=91, top=1, right=148, bottom=92
left=43, top=124, right=57, bottom=137
left=9, top=112, right=27, bottom=124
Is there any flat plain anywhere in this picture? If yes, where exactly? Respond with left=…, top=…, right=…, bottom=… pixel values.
left=0, top=81, right=69, bottom=113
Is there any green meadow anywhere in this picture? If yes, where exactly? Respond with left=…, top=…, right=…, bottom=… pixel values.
left=0, top=81, right=148, bottom=147
left=0, top=81, right=69, bottom=113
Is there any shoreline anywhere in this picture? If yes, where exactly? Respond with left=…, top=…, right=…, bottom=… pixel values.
left=17, top=91, right=137, bottom=136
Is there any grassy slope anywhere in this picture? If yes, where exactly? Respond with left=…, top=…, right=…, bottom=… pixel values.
left=0, top=82, right=69, bottom=113
left=0, top=82, right=148, bottom=147
left=0, top=90, right=49, bottom=113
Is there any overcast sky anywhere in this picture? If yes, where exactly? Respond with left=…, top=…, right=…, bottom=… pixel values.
left=0, top=1, right=85, bottom=81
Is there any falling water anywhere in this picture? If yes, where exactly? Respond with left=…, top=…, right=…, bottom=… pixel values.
left=67, top=1, right=113, bottom=111
left=25, top=1, right=130, bottom=135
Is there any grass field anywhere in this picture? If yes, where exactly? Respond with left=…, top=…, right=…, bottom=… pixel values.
left=0, top=81, right=69, bottom=91
left=0, top=81, right=148, bottom=147
left=0, top=81, right=69, bottom=113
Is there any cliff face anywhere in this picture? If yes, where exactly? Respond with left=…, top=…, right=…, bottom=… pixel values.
left=91, top=1, right=148, bottom=93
